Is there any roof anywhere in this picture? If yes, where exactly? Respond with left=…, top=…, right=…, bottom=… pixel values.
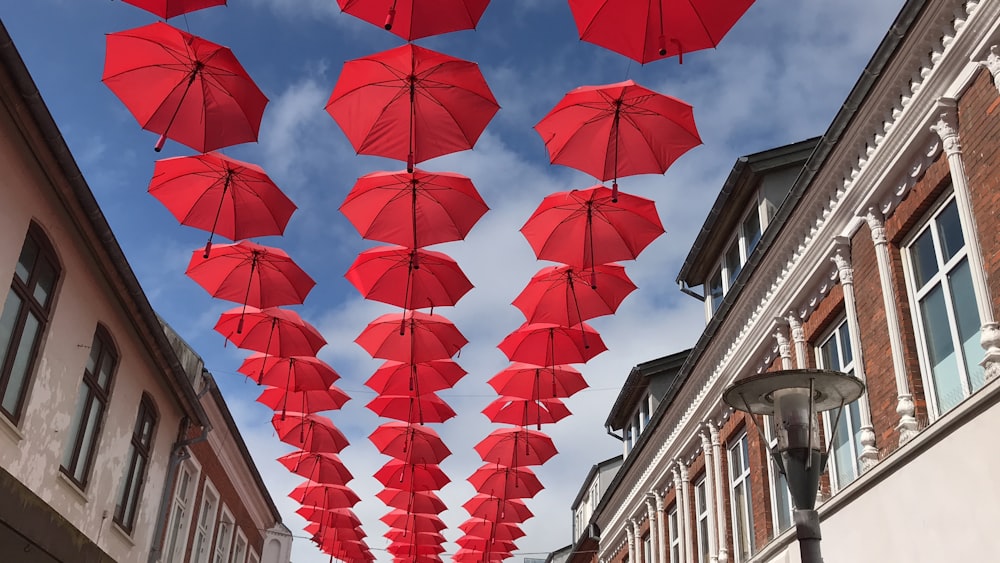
left=605, top=349, right=689, bottom=429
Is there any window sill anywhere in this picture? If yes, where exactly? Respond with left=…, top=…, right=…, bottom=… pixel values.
left=55, top=470, right=90, bottom=504
left=110, top=519, right=136, bottom=548
left=0, top=412, right=24, bottom=443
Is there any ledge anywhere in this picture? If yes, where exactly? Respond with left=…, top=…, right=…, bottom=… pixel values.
left=0, top=412, right=24, bottom=444
left=55, top=469, right=90, bottom=505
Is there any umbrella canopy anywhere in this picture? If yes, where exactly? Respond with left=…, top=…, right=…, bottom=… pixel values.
left=468, top=464, right=544, bottom=499
left=297, top=507, right=362, bottom=529
left=337, top=0, right=491, bottom=41
left=355, top=311, right=467, bottom=363
left=272, top=413, right=350, bottom=453
left=513, top=264, right=636, bottom=325
left=453, top=548, right=512, bottom=562
left=326, top=43, right=499, bottom=170
left=341, top=168, right=489, bottom=248
left=482, top=396, right=572, bottom=427
left=237, top=354, right=340, bottom=389
left=498, top=323, right=607, bottom=366
left=148, top=153, right=296, bottom=257
left=374, top=460, right=450, bottom=492
left=365, top=393, right=457, bottom=424
left=278, top=451, right=353, bottom=484
left=290, top=481, right=362, bottom=508
left=365, top=359, right=466, bottom=395
left=215, top=306, right=326, bottom=355
left=386, top=543, right=446, bottom=557
left=474, top=427, right=558, bottom=467
left=488, top=362, right=588, bottom=400
left=380, top=510, right=447, bottom=533
left=346, top=246, right=473, bottom=310
left=384, top=530, right=446, bottom=544
left=376, top=489, right=447, bottom=514
left=455, top=536, right=518, bottom=552
left=122, top=0, right=226, bottom=18
left=459, top=521, right=526, bottom=542
left=520, top=185, right=665, bottom=270
left=463, top=495, right=534, bottom=523
left=103, top=23, right=267, bottom=152
left=568, top=0, right=756, bottom=64
left=369, top=422, right=452, bottom=464
left=257, top=385, right=351, bottom=417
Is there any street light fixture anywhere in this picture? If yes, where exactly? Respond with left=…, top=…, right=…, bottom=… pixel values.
left=723, top=368, right=865, bottom=563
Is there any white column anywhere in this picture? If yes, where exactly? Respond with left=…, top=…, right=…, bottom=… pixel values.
left=700, top=431, right=719, bottom=563
left=709, top=423, right=729, bottom=563
left=863, top=209, right=920, bottom=444
left=627, top=519, right=636, bottom=563
left=774, top=323, right=793, bottom=370
left=930, top=102, right=1000, bottom=380
left=981, top=45, right=1000, bottom=95
left=656, top=491, right=668, bottom=563
left=646, top=494, right=659, bottom=563
left=633, top=519, right=644, bottom=563
left=671, top=466, right=687, bottom=563
left=832, top=242, right=880, bottom=469
left=679, top=463, right=694, bottom=563
left=786, top=314, right=808, bottom=369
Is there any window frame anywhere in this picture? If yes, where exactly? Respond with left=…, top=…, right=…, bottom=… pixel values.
left=694, top=476, right=710, bottom=563
left=667, top=504, right=680, bottom=563
left=193, top=479, right=220, bottom=563
left=705, top=190, right=771, bottom=316
left=114, top=394, right=158, bottom=533
left=816, top=317, right=864, bottom=491
left=231, top=524, right=248, bottom=563
left=728, top=432, right=755, bottom=562
left=764, top=421, right=793, bottom=534
left=214, top=505, right=235, bottom=563
left=642, top=532, right=652, bottom=563
left=164, top=454, right=201, bottom=563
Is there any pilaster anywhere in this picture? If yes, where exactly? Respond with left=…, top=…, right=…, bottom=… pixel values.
left=709, top=423, right=729, bottom=563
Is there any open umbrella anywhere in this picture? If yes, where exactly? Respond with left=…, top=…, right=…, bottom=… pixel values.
left=455, top=536, right=518, bottom=553
left=482, top=396, right=572, bottom=428
left=297, top=506, right=362, bottom=529
left=488, top=362, right=588, bottom=400
left=474, top=428, right=558, bottom=467
left=103, top=23, right=267, bottom=152
left=498, top=323, right=607, bottom=366
left=375, top=460, right=450, bottom=492
left=257, top=385, right=351, bottom=418
left=459, top=521, right=526, bottom=542
left=468, top=464, right=544, bottom=499
left=376, top=489, right=447, bottom=514
left=535, top=80, right=700, bottom=200
left=366, top=393, right=457, bottom=424
left=356, top=311, right=467, bottom=363
left=290, top=482, right=362, bottom=508
left=237, top=354, right=340, bottom=389
left=365, top=359, right=466, bottom=395
left=272, top=413, right=350, bottom=453
left=513, top=264, right=636, bottom=326
left=337, top=0, right=491, bottom=40
left=149, top=153, right=296, bottom=258
left=380, top=510, right=447, bottom=534
left=369, top=422, right=451, bottom=464
left=122, top=0, right=226, bottom=19
left=386, top=543, right=446, bottom=557
left=520, top=185, right=665, bottom=273
left=568, top=0, right=756, bottom=64
left=326, top=43, right=499, bottom=171
left=384, top=530, right=446, bottom=544
left=453, top=548, right=513, bottom=562
left=341, top=168, right=489, bottom=248
left=463, top=495, right=534, bottom=523
left=215, top=306, right=325, bottom=353
left=346, top=246, right=473, bottom=310
left=278, top=451, right=353, bottom=484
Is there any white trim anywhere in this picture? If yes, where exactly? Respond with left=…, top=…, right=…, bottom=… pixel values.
left=164, top=454, right=201, bottom=563
left=727, top=433, right=754, bottom=563
left=230, top=526, right=248, bottom=563
left=192, top=478, right=219, bottom=563
left=214, top=504, right=235, bottom=563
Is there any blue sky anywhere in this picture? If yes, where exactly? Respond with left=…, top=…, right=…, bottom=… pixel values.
left=4, top=1, right=905, bottom=561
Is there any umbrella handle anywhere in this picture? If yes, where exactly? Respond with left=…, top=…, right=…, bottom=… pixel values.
left=384, top=8, right=396, bottom=30
left=612, top=181, right=619, bottom=203
left=155, top=132, right=167, bottom=152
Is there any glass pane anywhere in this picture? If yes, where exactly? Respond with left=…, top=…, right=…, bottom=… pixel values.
left=773, top=471, right=793, bottom=531
left=140, top=416, right=154, bottom=448
left=740, top=437, right=750, bottom=471
left=819, top=338, right=839, bottom=371
left=839, top=323, right=853, bottom=366
left=166, top=504, right=186, bottom=562
left=742, top=209, right=762, bottom=255
left=61, top=384, right=90, bottom=469
left=949, top=259, right=985, bottom=392
left=832, top=406, right=857, bottom=488
left=920, top=286, right=963, bottom=413
left=1, top=312, right=40, bottom=415
left=936, top=199, right=965, bottom=262
left=98, top=352, right=115, bottom=390
left=726, top=241, right=742, bottom=285
left=32, top=259, right=56, bottom=308
left=698, top=519, right=710, bottom=563
left=709, top=270, right=724, bottom=312
left=73, top=398, right=102, bottom=482
left=125, top=456, right=146, bottom=526
left=15, top=237, right=38, bottom=284
left=86, top=335, right=102, bottom=375
left=696, top=481, right=706, bottom=511
left=734, top=483, right=752, bottom=560
left=0, top=290, right=23, bottom=374
left=910, top=228, right=939, bottom=288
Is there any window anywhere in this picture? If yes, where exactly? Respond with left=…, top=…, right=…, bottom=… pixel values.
left=668, top=505, right=680, bottom=563
left=193, top=481, right=219, bottom=563
left=694, top=477, right=710, bottom=563
left=215, top=507, right=234, bottom=563
left=765, top=422, right=793, bottom=534
left=0, top=225, right=60, bottom=422
left=817, top=319, right=864, bottom=491
left=625, top=423, right=635, bottom=454
left=729, top=433, right=754, bottom=562
left=231, top=528, right=248, bottom=563
left=164, top=459, right=199, bottom=562
left=642, top=533, right=652, bottom=563
left=114, top=395, right=157, bottom=533
left=904, top=194, right=984, bottom=416
left=247, top=552, right=260, bottom=563
left=708, top=269, right=724, bottom=313
left=60, top=326, right=117, bottom=487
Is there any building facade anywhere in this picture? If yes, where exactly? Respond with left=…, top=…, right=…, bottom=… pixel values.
left=585, top=1, right=1000, bottom=563
left=0, top=20, right=291, bottom=563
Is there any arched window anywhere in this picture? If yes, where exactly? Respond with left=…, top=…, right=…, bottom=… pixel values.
left=0, top=223, right=61, bottom=422
left=115, top=394, right=158, bottom=533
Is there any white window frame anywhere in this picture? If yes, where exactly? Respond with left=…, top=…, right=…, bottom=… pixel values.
left=902, top=191, right=985, bottom=419
left=642, top=533, right=652, bottom=563
left=694, top=477, right=710, bottom=563
left=214, top=505, right=235, bottom=563
left=764, top=421, right=793, bottom=534
left=816, top=317, right=865, bottom=491
left=728, top=433, right=754, bottom=563
left=668, top=504, right=680, bottom=563
left=247, top=551, right=260, bottom=563
left=192, top=479, right=219, bottom=563
left=706, top=189, right=774, bottom=317
left=164, top=455, right=201, bottom=562
left=231, top=527, right=248, bottom=563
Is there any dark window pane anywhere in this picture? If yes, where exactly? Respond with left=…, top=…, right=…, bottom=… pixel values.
left=61, top=384, right=90, bottom=469
left=97, top=353, right=115, bottom=390
left=742, top=209, right=762, bottom=255
left=726, top=241, right=742, bottom=285
left=1, top=312, right=40, bottom=415
left=709, top=270, right=723, bottom=312
left=0, top=290, right=22, bottom=367
left=15, top=238, right=38, bottom=284
left=949, top=259, right=984, bottom=391
left=910, top=228, right=939, bottom=288
left=839, top=323, right=853, bottom=366
left=920, top=286, right=962, bottom=413
left=32, top=259, right=57, bottom=308
left=73, top=398, right=102, bottom=482
left=86, top=336, right=102, bottom=375
left=936, top=200, right=965, bottom=263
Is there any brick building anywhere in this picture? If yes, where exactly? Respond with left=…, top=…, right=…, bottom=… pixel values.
left=565, top=1, right=1000, bottom=563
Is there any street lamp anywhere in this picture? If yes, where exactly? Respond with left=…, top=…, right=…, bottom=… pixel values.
left=722, top=368, right=865, bottom=563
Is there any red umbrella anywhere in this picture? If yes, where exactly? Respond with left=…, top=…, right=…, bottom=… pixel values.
left=453, top=548, right=512, bottom=562
left=297, top=506, right=362, bottom=529
left=569, top=0, right=755, bottom=64
left=326, top=43, right=499, bottom=171
left=520, top=186, right=665, bottom=271
left=459, top=521, right=526, bottom=542
left=463, top=495, right=534, bottom=523
left=513, top=264, right=636, bottom=325
left=384, top=530, right=446, bottom=544
left=337, top=0, right=490, bottom=40
left=278, top=451, right=353, bottom=484
left=376, top=489, right=447, bottom=514
left=455, top=536, right=518, bottom=552
left=346, top=246, right=473, bottom=310
left=318, top=538, right=372, bottom=559
left=468, top=464, right=544, bottom=499
left=482, top=396, right=572, bottom=428
left=310, top=526, right=367, bottom=543
left=369, top=422, right=451, bottom=464
left=272, top=413, right=349, bottom=453
left=355, top=311, right=467, bottom=363
left=535, top=80, right=700, bottom=200
left=374, top=460, right=450, bottom=492
left=341, top=169, right=488, bottom=248
left=488, top=362, right=588, bottom=400
left=237, top=354, right=340, bottom=389
left=498, top=323, right=607, bottom=366
left=122, top=0, right=226, bottom=18
left=474, top=428, right=558, bottom=467
left=386, top=543, right=446, bottom=557
left=366, top=394, right=457, bottom=424
left=290, top=482, right=361, bottom=508
left=365, top=360, right=466, bottom=395
left=103, top=23, right=267, bottom=152
left=380, top=510, right=447, bottom=533
left=257, top=385, right=350, bottom=418
left=149, top=153, right=296, bottom=258
left=215, top=306, right=325, bottom=354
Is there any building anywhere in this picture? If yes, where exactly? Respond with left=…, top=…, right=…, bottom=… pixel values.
left=0, top=20, right=291, bottom=563
left=578, top=1, right=1000, bottom=563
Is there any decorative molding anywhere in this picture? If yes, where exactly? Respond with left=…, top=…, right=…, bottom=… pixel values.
left=981, top=323, right=1000, bottom=381
left=980, top=44, right=1000, bottom=93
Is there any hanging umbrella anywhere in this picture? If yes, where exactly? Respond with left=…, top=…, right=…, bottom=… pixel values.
left=463, top=494, right=534, bottom=523
left=320, top=540, right=374, bottom=562
left=384, top=530, right=446, bottom=544
left=455, top=536, right=518, bottom=552
left=387, top=545, right=445, bottom=559
left=459, top=521, right=526, bottom=542
left=568, top=0, right=755, bottom=64
left=341, top=168, right=489, bottom=248
left=453, top=548, right=512, bottom=562
left=520, top=186, right=665, bottom=272
left=149, top=153, right=296, bottom=258
left=380, top=510, right=447, bottom=533
left=355, top=311, right=467, bottom=363
left=310, top=526, right=367, bottom=544
left=345, top=246, right=473, bottom=310
left=488, top=362, right=588, bottom=400
left=337, top=0, right=491, bottom=40
left=289, top=482, right=362, bottom=508
left=237, top=354, right=340, bottom=389
left=215, top=306, right=326, bottom=353
left=366, top=393, right=456, bottom=424
left=498, top=323, right=607, bottom=366
left=102, top=23, right=267, bottom=152
left=326, top=43, right=499, bottom=171
left=296, top=507, right=362, bottom=529
left=365, top=359, right=466, bottom=395
left=474, top=427, right=558, bottom=467
left=513, top=264, right=636, bottom=326
left=272, top=413, right=349, bottom=453
left=468, top=464, right=544, bottom=499
left=278, top=451, right=353, bottom=484
left=369, top=422, right=452, bottom=464
left=257, top=385, right=351, bottom=418
left=376, top=489, right=447, bottom=514
left=482, top=396, right=572, bottom=428
left=374, top=460, right=450, bottom=492
left=122, top=0, right=226, bottom=18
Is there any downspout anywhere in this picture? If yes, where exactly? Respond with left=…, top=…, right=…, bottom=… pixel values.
left=148, top=372, right=215, bottom=563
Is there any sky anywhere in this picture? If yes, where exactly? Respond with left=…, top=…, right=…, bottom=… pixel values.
left=3, top=1, right=906, bottom=561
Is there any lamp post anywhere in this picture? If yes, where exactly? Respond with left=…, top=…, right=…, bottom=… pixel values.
left=722, top=369, right=865, bottom=563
